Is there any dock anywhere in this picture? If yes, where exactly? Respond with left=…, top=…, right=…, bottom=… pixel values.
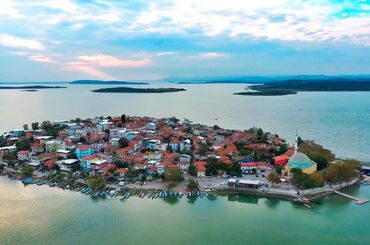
left=333, top=190, right=369, bottom=205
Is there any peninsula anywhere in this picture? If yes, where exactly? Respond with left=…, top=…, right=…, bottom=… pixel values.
left=0, top=115, right=365, bottom=205
left=92, top=87, right=186, bottom=93
left=235, top=78, right=370, bottom=96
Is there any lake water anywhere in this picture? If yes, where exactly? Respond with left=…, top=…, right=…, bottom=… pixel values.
left=0, top=83, right=369, bottom=161
left=1, top=83, right=370, bottom=244
left=0, top=177, right=369, bottom=245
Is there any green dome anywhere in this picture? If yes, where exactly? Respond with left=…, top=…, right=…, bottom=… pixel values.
left=287, top=152, right=314, bottom=169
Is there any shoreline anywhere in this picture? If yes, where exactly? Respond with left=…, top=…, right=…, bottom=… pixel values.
left=0, top=171, right=362, bottom=205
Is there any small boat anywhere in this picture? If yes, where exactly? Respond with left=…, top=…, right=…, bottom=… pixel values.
left=179, top=192, right=183, bottom=198
left=126, top=192, right=131, bottom=199
left=196, top=191, right=200, bottom=196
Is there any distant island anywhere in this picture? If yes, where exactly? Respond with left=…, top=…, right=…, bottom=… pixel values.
left=22, top=89, right=38, bottom=92
left=234, top=91, right=297, bottom=96
left=0, top=85, right=66, bottom=90
left=177, top=81, right=253, bottom=84
left=71, top=80, right=149, bottom=85
left=235, top=78, right=370, bottom=96
left=92, top=87, right=186, bottom=93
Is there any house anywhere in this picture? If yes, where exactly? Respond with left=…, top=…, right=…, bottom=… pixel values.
left=195, top=161, right=207, bottom=178
left=0, top=145, right=17, bottom=157
left=56, top=149, right=70, bottom=159
left=146, top=122, right=156, bottom=131
left=146, top=139, right=161, bottom=151
left=169, top=137, right=180, bottom=151
left=76, top=145, right=95, bottom=159
left=81, top=155, right=108, bottom=172
left=44, top=159, right=55, bottom=170
left=45, top=140, right=66, bottom=152
left=30, top=143, right=43, bottom=154
left=228, top=178, right=260, bottom=189
left=17, top=150, right=31, bottom=161
left=56, top=159, right=79, bottom=172
left=115, top=168, right=129, bottom=176
left=180, top=139, right=192, bottom=152
left=28, top=157, right=42, bottom=167
left=273, top=155, right=290, bottom=167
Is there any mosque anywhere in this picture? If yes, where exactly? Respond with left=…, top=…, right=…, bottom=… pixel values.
left=285, top=134, right=317, bottom=175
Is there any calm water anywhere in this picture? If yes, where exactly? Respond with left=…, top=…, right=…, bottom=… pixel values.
left=0, top=83, right=369, bottom=161
left=1, top=85, right=370, bottom=244
left=0, top=177, right=369, bottom=245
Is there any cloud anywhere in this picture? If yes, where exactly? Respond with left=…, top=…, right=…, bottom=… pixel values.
left=0, top=0, right=24, bottom=19
left=156, top=51, right=179, bottom=56
left=0, top=34, right=45, bottom=50
left=74, top=54, right=152, bottom=67
left=28, top=54, right=56, bottom=63
left=188, top=52, right=229, bottom=60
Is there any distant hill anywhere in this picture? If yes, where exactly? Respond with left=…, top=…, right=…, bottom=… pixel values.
left=250, top=78, right=370, bottom=92
left=235, top=78, right=370, bottom=96
left=71, top=80, right=149, bottom=85
left=0, top=85, right=66, bottom=90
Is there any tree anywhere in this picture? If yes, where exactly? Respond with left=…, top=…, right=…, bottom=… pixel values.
left=41, top=121, right=52, bottom=131
left=198, top=143, right=208, bottom=156
left=227, top=161, right=242, bottom=176
left=0, top=136, right=7, bottom=147
left=275, top=165, right=283, bottom=175
left=267, top=172, right=281, bottom=186
left=23, top=124, right=29, bottom=131
left=16, top=138, right=32, bottom=151
left=121, top=114, right=126, bottom=124
left=309, top=152, right=329, bottom=171
left=307, top=172, right=325, bottom=188
left=299, top=140, right=335, bottom=163
left=186, top=177, right=199, bottom=191
left=88, top=176, right=106, bottom=191
left=21, top=166, right=33, bottom=177
left=164, top=168, right=183, bottom=189
left=31, top=122, right=39, bottom=131
left=118, top=137, right=129, bottom=148
left=187, top=164, right=197, bottom=176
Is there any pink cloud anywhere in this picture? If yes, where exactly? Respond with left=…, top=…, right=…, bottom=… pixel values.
left=75, top=54, right=152, bottom=67
left=28, top=54, right=55, bottom=63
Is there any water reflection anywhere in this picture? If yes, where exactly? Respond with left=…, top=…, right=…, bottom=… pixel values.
left=264, top=198, right=280, bottom=209
left=162, top=196, right=180, bottom=205
left=227, top=194, right=259, bottom=204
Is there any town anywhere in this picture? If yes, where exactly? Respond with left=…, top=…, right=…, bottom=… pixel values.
left=0, top=115, right=366, bottom=203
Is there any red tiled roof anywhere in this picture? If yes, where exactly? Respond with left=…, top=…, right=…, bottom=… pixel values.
left=17, top=150, right=29, bottom=155
left=77, top=145, right=91, bottom=151
left=82, top=155, right=97, bottom=161
left=116, top=168, right=129, bottom=174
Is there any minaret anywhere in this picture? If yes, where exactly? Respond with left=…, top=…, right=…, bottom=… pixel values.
left=295, top=129, right=298, bottom=153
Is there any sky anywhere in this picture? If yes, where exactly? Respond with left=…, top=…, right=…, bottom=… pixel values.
left=0, top=0, right=370, bottom=82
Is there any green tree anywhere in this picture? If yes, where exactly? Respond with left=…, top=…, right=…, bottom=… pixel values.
left=267, top=172, right=281, bottom=186
left=299, top=140, right=335, bottom=163
left=198, top=143, right=209, bottom=156
left=227, top=161, right=242, bottom=176
left=31, top=122, right=39, bottom=131
left=187, top=164, right=197, bottom=176
left=164, top=168, right=183, bottom=189
left=23, top=124, right=29, bottom=131
left=88, top=176, right=106, bottom=191
left=186, top=177, right=199, bottom=191
left=0, top=136, right=7, bottom=147
left=21, top=166, right=33, bottom=177
left=16, top=138, right=32, bottom=151
left=305, top=172, right=325, bottom=188
left=118, top=137, right=129, bottom=148
left=308, top=152, right=329, bottom=171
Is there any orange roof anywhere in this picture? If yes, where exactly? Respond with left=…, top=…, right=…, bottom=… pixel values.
left=273, top=155, right=290, bottom=161
left=196, top=164, right=206, bottom=172
left=116, top=168, right=129, bottom=174
left=17, top=150, right=29, bottom=155
left=195, top=161, right=207, bottom=167
left=77, top=145, right=91, bottom=151
left=82, top=155, right=97, bottom=161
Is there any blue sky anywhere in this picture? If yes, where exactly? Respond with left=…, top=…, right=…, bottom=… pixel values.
left=0, top=0, right=369, bottom=81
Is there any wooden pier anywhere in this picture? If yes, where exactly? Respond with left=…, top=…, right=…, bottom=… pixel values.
left=333, top=190, right=369, bottom=205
